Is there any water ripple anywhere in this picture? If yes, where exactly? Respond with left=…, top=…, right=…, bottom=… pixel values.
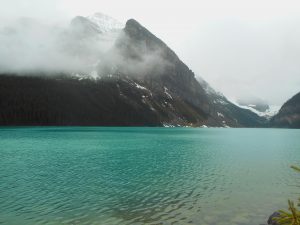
left=0, top=128, right=300, bottom=225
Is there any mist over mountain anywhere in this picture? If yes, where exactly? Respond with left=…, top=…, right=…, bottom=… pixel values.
left=0, top=13, right=267, bottom=127
left=236, top=97, right=270, bottom=112
left=0, top=13, right=123, bottom=75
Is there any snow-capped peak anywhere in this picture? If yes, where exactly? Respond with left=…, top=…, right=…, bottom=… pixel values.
left=86, top=12, right=124, bottom=33
left=230, top=100, right=280, bottom=119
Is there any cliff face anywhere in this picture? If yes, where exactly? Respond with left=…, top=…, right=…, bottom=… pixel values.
left=270, top=92, right=300, bottom=128
left=0, top=18, right=266, bottom=127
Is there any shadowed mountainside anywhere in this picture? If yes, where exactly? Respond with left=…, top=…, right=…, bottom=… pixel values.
left=270, top=92, right=300, bottom=128
left=0, top=18, right=267, bottom=127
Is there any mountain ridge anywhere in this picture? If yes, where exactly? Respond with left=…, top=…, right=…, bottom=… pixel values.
left=0, top=15, right=267, bottom=127
left=270, top=92, right=300, bottom=128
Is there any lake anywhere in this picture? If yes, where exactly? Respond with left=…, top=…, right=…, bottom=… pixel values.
left=1, top=127, right=300, bottom=225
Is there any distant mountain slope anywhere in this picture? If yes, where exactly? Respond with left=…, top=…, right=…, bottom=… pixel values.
left=0, top=17, right=266, bottom=127
left=231, top=100, right=279, bottom=119
left=236, top=97, right=270, bottom=112
left=270, top=92, right=300, bottom=128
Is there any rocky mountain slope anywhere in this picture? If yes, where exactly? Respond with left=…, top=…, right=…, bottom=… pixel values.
left=0, top=15, right=267, bottom=127
left=270, top=92, right=300, bottom=128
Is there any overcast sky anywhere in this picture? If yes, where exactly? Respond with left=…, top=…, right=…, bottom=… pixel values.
left=1, top=0, right=300, bottom=105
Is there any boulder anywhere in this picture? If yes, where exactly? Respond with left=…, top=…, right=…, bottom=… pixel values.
left=267, top=212, right=281, bottom=225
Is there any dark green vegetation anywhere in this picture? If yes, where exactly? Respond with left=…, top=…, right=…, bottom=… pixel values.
left=0, top=75, right=163, bottom=126
left=270, top=92, right=300, bottom=129
left=0, top=73, right=265, bottom=127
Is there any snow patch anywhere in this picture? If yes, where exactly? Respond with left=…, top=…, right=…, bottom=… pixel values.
left=134, top=82, right=148, bottom=90
left=90, top=71, right=99, bottom=79
left=163, top=124, right=176, bottom=128
left=217, top=99, right=229, bottom=105
left=217, top=112, right=224, bottom=118
left=164, top=87, right=173, bottom=99
left=86, top=12, right=124, bottom=33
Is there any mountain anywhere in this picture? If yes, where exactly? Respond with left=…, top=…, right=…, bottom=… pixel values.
left=0, top=15, right=266, bottom=127
left=86, top=13, right=124, bottom=33
left=232, top=98, right=279, bottom=119
left=70, top=13, right=124, bottom=35
left=236, top=97, right=270, bottom=112
left=270, top=92, right=300, bottom=128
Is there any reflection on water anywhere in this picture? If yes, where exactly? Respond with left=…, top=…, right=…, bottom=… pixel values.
left=0, top=127, right=300, bottom=225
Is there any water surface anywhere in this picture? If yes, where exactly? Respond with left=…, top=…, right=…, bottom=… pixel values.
left=1, top=127, right=300, bottom=225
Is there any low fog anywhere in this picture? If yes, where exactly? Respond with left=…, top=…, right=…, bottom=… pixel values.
left=0, top=14, right=170, bottom=79
left=0, top=17, right=120, bottom=74
left=1, top=0, right=300, bottom=106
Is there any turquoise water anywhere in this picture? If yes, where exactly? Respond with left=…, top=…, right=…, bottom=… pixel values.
left=0, top=128, right=300, bottom=225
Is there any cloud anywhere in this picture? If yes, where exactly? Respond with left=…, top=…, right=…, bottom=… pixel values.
left=0, top=15, right=171, bottom=81
left=180, top=18, right=300, bottom=105
left=0, top=17, right=120, bottom=74
left=97, top=30, right=172, bottom=77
